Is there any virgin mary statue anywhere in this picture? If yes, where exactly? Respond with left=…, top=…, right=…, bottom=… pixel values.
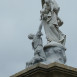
left=39, top=0, right=66, bottom=46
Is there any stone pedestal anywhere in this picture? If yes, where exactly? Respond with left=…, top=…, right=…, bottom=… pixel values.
left=10, top=62, right=77, bottom=77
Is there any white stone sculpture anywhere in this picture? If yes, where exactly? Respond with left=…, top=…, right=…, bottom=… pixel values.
left=26, top=0, right=66, bottom=67
left=26, top=32, right=46, bottom=67
left=40, top=0, right=66, bottom=46
left=40, top=0, right=66, bottom=64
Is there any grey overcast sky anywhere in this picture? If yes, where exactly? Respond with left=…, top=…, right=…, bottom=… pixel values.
left=0, top=0, right=77, bottom=77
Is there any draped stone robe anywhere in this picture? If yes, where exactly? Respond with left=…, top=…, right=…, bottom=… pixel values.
left=40, top=0, right=66, bottom=46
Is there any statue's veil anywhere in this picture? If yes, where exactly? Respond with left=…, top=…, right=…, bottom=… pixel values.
left=41, top=0, right=59, bottom=8
left=41, top=0, right=45, bottom=7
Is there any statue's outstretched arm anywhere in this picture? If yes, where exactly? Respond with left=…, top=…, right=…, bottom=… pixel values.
left=38, top=21, right=43, bottom=33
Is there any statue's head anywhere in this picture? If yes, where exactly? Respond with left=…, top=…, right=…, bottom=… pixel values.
left=45, top=0, right=50, bottom=2
left=41, top=0, right=53, bottom=7
left=28, top=34, right=34, bottom=39
left=45, top=0, right=52, bottom=3
left=45, top=0, right=53, bottom=5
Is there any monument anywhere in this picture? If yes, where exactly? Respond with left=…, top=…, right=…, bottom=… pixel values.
left=26, top=0, right=66, bottom=67
left=10, top=0, right=77, bottom=77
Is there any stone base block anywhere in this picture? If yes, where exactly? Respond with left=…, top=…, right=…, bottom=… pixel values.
left=10, top=62, right=77, bottom=77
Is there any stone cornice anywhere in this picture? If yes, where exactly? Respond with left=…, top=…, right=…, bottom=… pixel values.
left=10, top=62, right=77, bottom=77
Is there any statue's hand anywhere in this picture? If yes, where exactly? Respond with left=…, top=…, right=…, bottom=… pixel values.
left=36, top=31, right=43, bottom=36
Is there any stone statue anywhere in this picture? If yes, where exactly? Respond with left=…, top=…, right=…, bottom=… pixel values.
left=26, top=32, right=46, bottom=67
left=40, top=0, right=66, bottom=46
left=39, top=0, right=66, bottom=64
left=26, top=0, right=66, bottom=68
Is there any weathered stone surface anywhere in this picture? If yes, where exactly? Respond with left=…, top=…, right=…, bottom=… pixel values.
left=10, top=62, right=77, bottom=77
left=43, top=43, right=66, bottom=64
left=26, top=32, right=46, bottom=68
left=26, top=0, right=67, bottom=67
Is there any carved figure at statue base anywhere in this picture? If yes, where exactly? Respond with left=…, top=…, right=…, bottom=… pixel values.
left=26, top=32, right=46, bottom=68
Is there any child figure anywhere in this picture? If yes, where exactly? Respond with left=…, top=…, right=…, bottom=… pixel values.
left=26, top=32, right=46, bottom=68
